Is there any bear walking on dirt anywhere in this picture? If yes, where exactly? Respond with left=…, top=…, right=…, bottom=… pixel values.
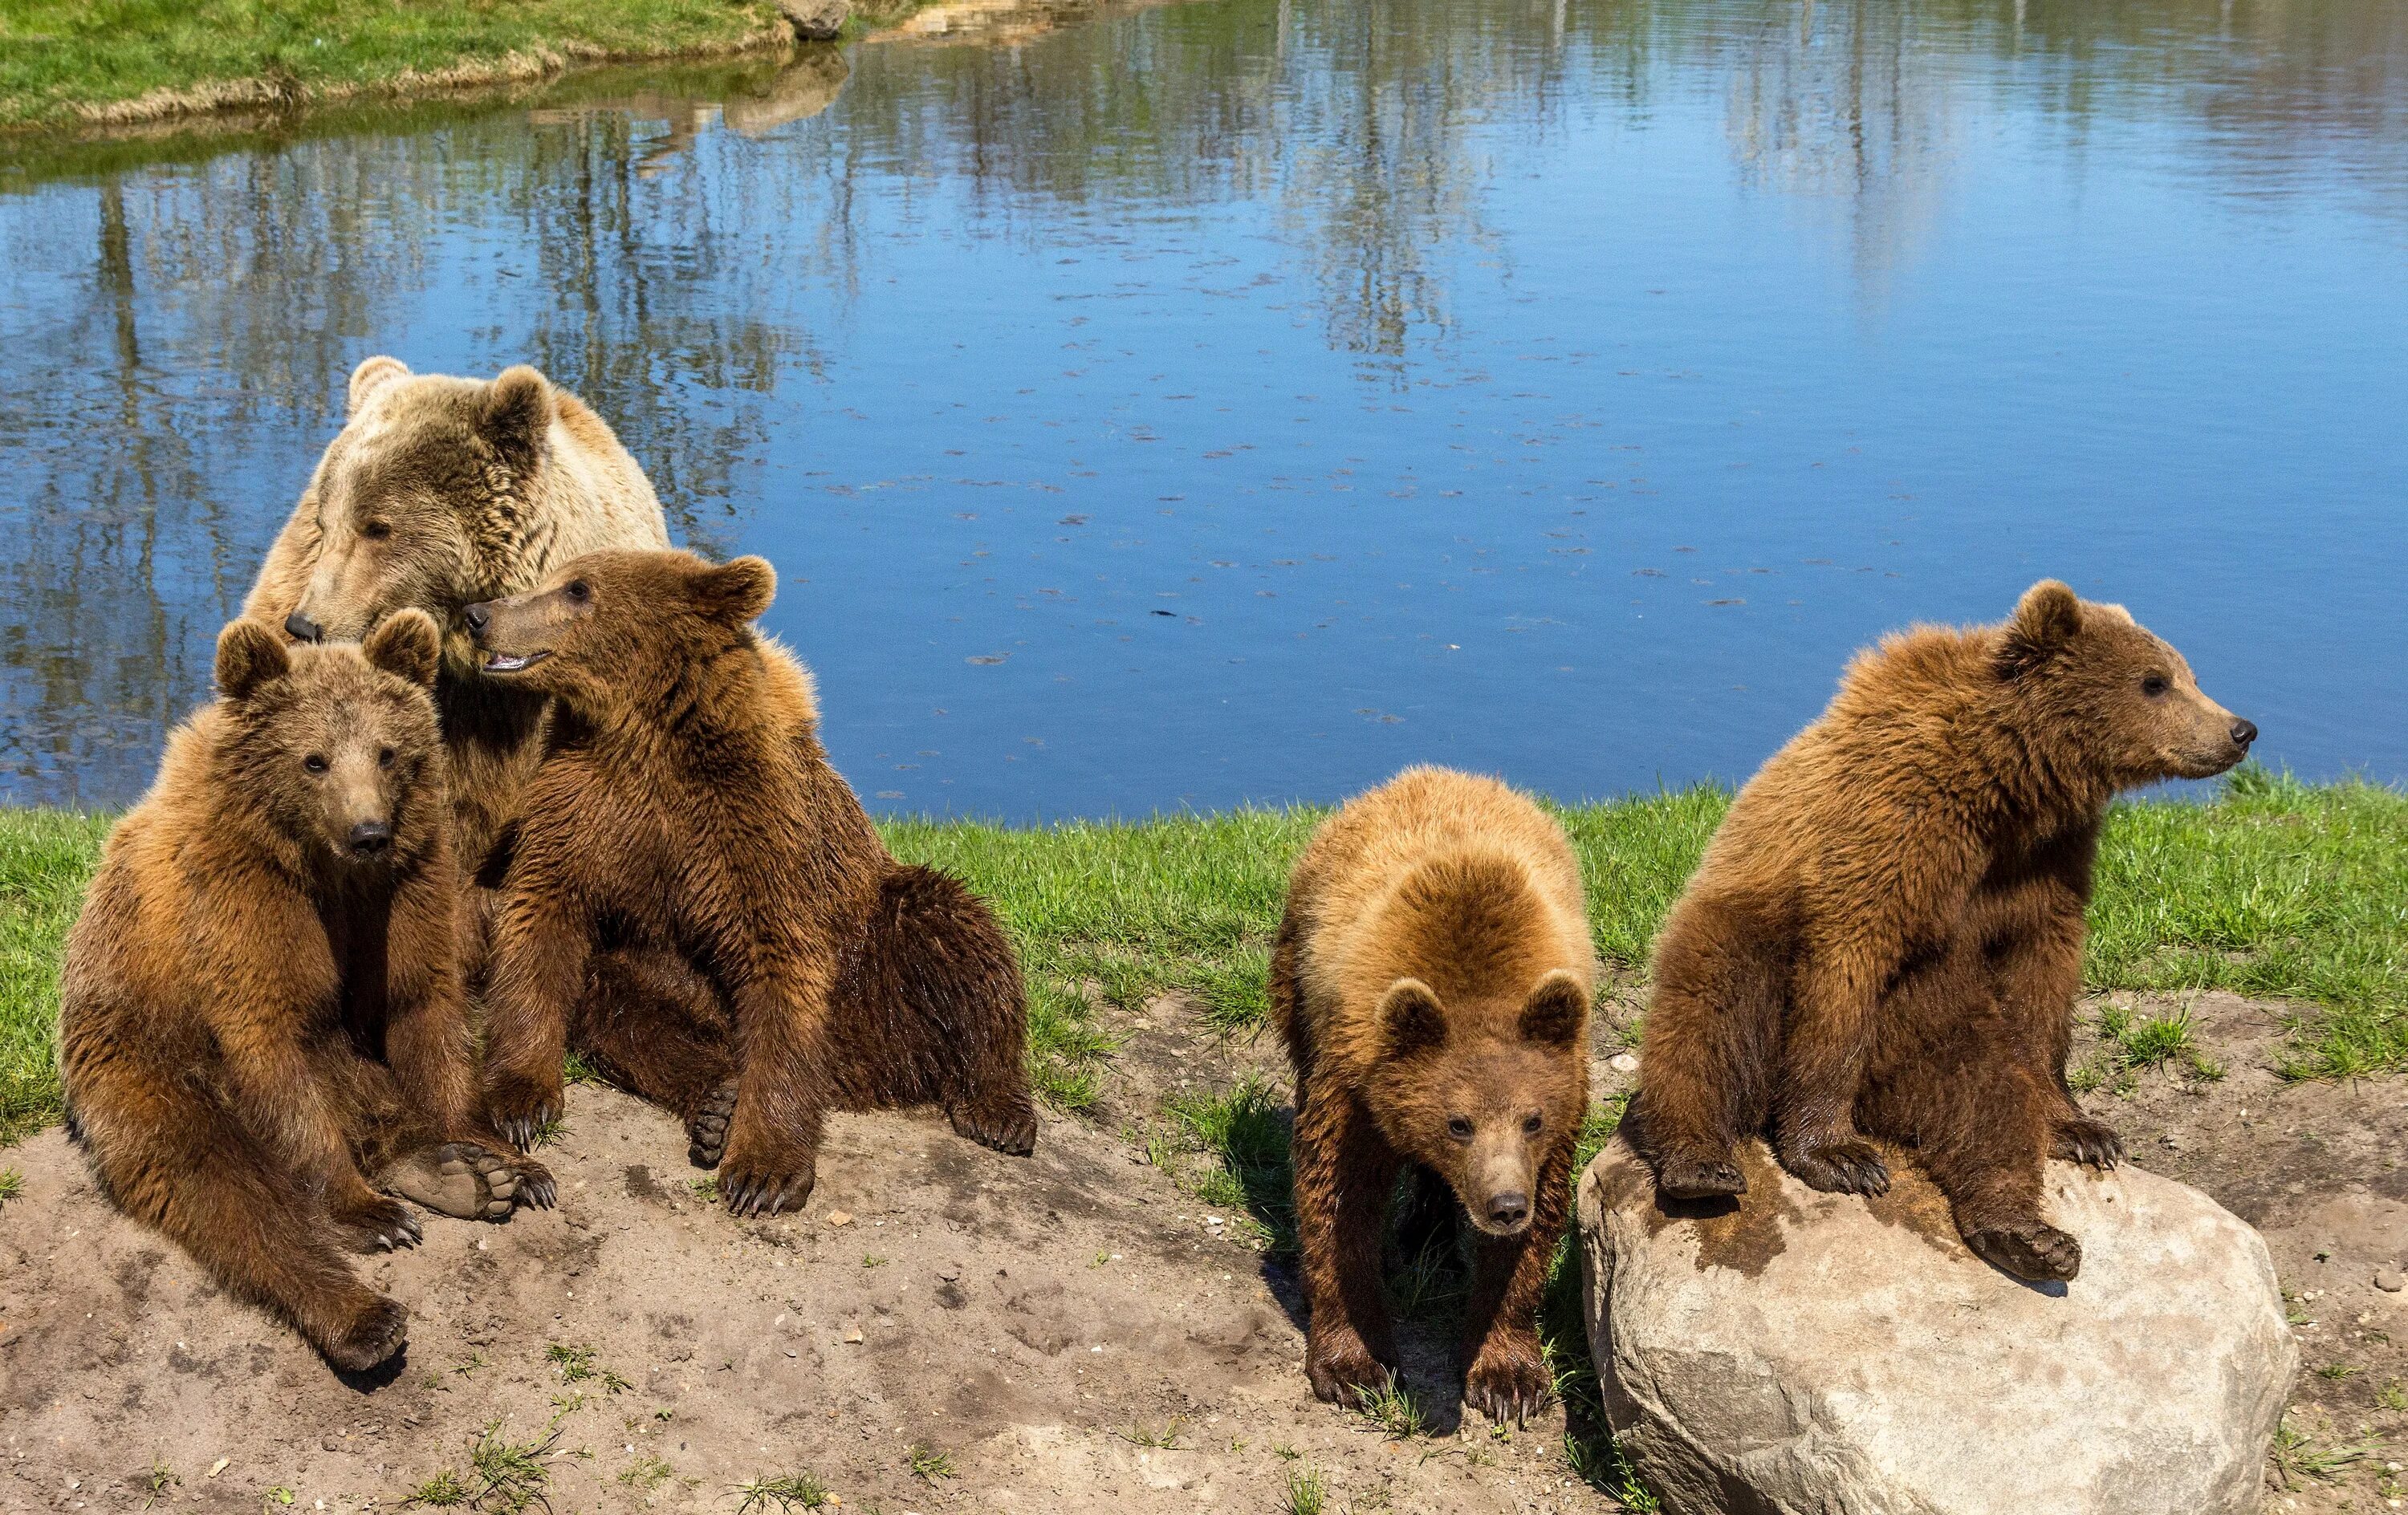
left=1273, top=766, right=1596, bottom=1423
left=242, top=356, right=672, bottom=975
left=466, top=550, right=1038, bottom=1217
left=59, top=612, right=553, bottom=1372
left=1626, top=581, right=2256, bottom=1281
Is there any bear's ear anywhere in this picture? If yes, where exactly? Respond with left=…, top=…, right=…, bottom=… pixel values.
left=363, top=609, right=441, bottom=690
left=347, top=355, right=411, bottom=416
left=691, top=555, right=777, bottom=625
left=1518, top=969, right=1590, bottom=1049
left=1376, top=978, right=1449, bottom=1060
left=478, top=366, right=553, bottom=470
left=215, top=619, right=292, bottom=701
left=1999, top=579, right=2084, bottom=676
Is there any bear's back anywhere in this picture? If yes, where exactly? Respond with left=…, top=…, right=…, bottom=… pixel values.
left=1291, top=767, right=1591, bottom=1049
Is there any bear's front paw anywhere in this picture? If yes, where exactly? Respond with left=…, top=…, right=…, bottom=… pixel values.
left=1654, top=1149, right=1747, bottom=1200
left=718, top=1136, right=817, bottom=1218
left=324, top=1295, right=411, bottom=1373
left=485, top=1074, right=564, bottom=1153
left=2052, top=1116, right=2124, bottom=1170
left=1304, top=1329, right=1397, bottom=1407
left=1464, top=1329, right=1552, bottom=1427
left=1783, top=1139, right=1891, bottom=1196
left=947, top=1083, right=1039, bottom=1158
left=1965, top=1218, right=2082, bottom=1282
left=332, top=1193, right=422, bottom=1253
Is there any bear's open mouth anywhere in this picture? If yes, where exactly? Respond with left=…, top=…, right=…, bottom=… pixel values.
left=482, top=650, right=552, bottom=674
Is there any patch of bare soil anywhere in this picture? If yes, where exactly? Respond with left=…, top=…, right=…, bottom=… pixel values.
left=0, top=1038, right=1613, bottom=1514
left=2070, top=991, right=2408, bottom=1514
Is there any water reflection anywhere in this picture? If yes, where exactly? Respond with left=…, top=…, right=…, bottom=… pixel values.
left=1, top=0, right=2401, bottom=812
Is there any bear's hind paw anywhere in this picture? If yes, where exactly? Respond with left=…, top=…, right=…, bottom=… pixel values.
left=686, top=1079, right=737, bottom=1169
left=1966, top=1219, right=2082, bottom=1281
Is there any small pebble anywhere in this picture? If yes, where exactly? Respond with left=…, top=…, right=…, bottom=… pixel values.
left=1608, top=1052, right=1639, bottom=1074
left=2374, top=1268, right=2404, bottom=1293
left=827, top=1211, right=854, bottom=1227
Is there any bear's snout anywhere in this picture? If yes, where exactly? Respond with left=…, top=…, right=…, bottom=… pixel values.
left=1484, top=1190, right=1531, bottom=1231
left=462, top=602, right=492, bottom=638
left=2231, top=718, right=2258, bottom=749
left=348, top=819, right=393, bottom=858
left=284, top=611, right=324, bottom=644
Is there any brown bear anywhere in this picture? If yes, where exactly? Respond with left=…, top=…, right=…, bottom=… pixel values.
left=1272, top=766, right=1596, bottom=1424
left=59, top=612, right=552, bottom=1373
left=1626, top=580, right=2256, bottom=1281
left=463, top=549, right=1038, bottom=1216
left=242, top=356, right=671, bottom=966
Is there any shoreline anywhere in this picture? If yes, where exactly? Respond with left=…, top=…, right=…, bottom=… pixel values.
left=5, top=771, right=2403, bottom=1147
left=1, top=0, right=1084, bottom=136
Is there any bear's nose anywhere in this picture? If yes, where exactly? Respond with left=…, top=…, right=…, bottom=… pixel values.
left=2231, top=718, right=2258, bottom=748
left=348, top=820, right=393, bottom=856
left=284, top=611, right=323, bottom=644
left=1486, top=1191, right=1530, bottom=1229
left=462, top=603, right=491, bottom=637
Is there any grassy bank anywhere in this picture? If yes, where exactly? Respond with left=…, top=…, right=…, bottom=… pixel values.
left=0, top=0, right=946, bottom=130
left=6, top=769, right=2402, bottom=1147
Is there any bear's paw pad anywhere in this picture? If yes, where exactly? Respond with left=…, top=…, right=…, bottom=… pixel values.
left=1966, top=1220, right=2082, bottom=1281
left=686, top=1079, right=738, bottom=1169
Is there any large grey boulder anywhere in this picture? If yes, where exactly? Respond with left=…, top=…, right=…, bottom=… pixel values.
left=778, top=0, right=848, bottom=42
left=1578, top=1139, right=2295, bottom=1515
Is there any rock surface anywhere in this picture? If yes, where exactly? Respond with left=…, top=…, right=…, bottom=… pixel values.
left=1578, top=1137, right=2296, bottom=1515
left=778, top=0, right=849, bottom=42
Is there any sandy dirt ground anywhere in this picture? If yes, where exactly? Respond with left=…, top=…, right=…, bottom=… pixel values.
left=1, top=990, right=2399, bottom=1514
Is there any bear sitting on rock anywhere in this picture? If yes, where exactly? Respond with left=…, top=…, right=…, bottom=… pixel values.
left=59, top=612, right=551, bottom=1372
left=1627, top=581, right=2256, bottom=1281
left=1274, top=766, right=1596, bottom=1423
left=466, top=550, right=1038, bottom=1217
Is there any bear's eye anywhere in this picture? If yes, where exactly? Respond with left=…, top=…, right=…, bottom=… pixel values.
left=1522, top=1114, right=1544, bottom=1137
left=303, top=753, right=329, bottom=775
left=360, top=521, right=392, bottom=541
left=2141, top=674, right=2170, bottom=698
left=1446, top=1116, right=1474, bottom=1142
left=565, top=579, right=592, bottom=604
left=377, top=747, right=396, bottom=769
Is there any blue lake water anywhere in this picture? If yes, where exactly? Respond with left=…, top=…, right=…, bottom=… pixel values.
left=2, top=0, right=2403, bottom=817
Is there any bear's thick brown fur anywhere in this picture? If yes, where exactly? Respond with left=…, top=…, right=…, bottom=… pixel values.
left=1272, top=766, right=1594, bottom=1423
left=59, top=612, right=552, bottom=1373
left=242, top=357, right=671, bottom=970
left=466, top=550, right=1038, bottom=1217
left=1627, top=581, right=2255, bottom=1281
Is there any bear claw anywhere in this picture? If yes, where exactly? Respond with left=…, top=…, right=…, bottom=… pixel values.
left=1967, top=1220, right=2082, bottom=1281
left=335, top=1196, right=421, bottom=1253
left=2052, top=1116, right=2124, bottom=1170
left=1464, top=1338, right=1552, bottom=1428
left=948, top=1091, right=1039, bottom=1157
left=1784, top=1140, right=1891, bottom=1196
left=687, top=1080, right=737, bottom=1169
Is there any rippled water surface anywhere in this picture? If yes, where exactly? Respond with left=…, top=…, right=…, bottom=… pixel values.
left=3, top=0, right=2403, bottom=814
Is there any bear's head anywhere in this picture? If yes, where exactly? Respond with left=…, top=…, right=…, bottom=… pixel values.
left=460, top=549, right=776, bottom=719
left=283, top=358, right=579, bottom=675
left=1358, top=969, right=1590, bottom=1239
left=1994, top=580, right=2255, bottom=787
left=213, top=609, right=446, bottom=870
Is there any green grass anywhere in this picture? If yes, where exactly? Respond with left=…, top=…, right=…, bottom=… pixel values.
left=731, top=1471, right=834, bottom=1513
left=4, top=770, right=2404, bottom=1148
left=0, top=0, right=802, bottom=129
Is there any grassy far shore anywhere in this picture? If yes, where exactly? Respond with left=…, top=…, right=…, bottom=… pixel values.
left=3, top=767, right=2403, bottom=1149
left=0, top=0, right=940, bottom=131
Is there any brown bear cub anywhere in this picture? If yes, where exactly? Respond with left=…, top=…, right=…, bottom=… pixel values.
left=1628, top=581, right=2256, bottom=1282
left=59, top=613, right=553, bottom=1373
left=467, top=549, right=1037, bottom=1217
left=1274, top=766, right=1595, bottom=1423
